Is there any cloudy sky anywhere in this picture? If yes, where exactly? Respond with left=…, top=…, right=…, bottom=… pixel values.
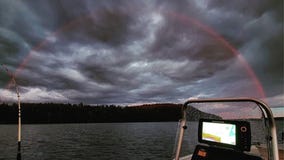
left=0, top=0, right=283, bottom=110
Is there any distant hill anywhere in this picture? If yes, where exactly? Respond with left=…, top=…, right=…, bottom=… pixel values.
left=271, top=107, right=284, bottom=118
left=185, top=105, right=222, bottom=121
left=0, top=103, right=220, bottom=124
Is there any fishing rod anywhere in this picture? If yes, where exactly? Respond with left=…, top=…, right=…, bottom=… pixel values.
left=1, top=64, right=22, bottom=160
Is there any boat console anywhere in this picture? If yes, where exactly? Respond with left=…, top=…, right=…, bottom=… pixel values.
left=191, top=144, right=263, bottom=160
left=191, top=119, right=262, bottom=160
left=198, top=119, right=251, bottom=152
left=173, top=98, right=279, bottom=160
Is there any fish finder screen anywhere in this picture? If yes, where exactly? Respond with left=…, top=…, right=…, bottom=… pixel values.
left=202, top=122, right=236, bottom=145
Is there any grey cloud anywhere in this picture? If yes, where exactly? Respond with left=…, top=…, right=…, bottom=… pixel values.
left=147, top=12, right=235, bottom=82
left=0, top=28, right=30, bottom=66
left=181, top=0, right=283, bottom=100
left=56, top=9, right=132, bottom=46
left=239, top=11, right=283, bottom=97
left=0, top=1, right=49, bottom=46
left=43, top=1, right=149, bottom=48
left=0, top=0, right=282, bottom=105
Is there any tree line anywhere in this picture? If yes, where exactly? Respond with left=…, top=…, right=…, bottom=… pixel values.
left=0, top=103, right=183, bottom=124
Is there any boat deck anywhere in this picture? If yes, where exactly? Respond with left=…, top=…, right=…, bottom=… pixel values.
left=256, top=143, right=284, bottom=160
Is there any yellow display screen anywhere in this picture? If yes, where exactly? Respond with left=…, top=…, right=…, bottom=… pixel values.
left=202, top=121, right=236, bottom=145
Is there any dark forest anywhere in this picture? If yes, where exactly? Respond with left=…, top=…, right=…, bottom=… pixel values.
left=0, top=102, right=222, bottom=124
left=0, top=103, right=183, bottom=124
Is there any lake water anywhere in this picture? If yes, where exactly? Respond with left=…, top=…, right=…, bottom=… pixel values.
left=0, top=121, right=283, bottom=160
left=0, top=122, right=179, bottom=160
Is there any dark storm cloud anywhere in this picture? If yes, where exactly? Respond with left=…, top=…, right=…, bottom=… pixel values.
left=165, top=0, right=283, bottom=99
left=54, top=8, right=135, bottom=47
left=147, top=16, right=234, bottom=82
left=237, top=9, right=283, bottom=97
left=0, top=0, right=283, bottom=105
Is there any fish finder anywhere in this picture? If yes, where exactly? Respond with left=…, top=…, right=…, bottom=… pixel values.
left=198, top=119, right=251, bottom=151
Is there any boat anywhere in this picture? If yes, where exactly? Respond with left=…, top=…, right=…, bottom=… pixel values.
left=172, top=97, right=280, bottom=160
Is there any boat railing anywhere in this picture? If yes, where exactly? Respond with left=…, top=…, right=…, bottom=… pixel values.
left=173, top=97, right=279, bottom=160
